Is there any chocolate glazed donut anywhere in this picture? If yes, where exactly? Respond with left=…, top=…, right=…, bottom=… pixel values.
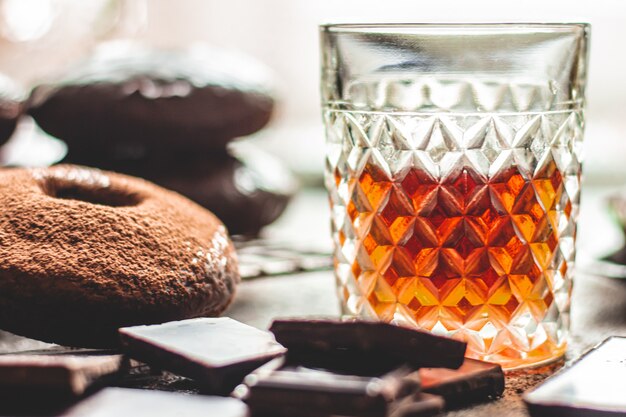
left=0, top=165, right=240, bottom=347
left=27, top=43, right=275, bottom=154
left=148, top=155, right=295, bottom=237
left=60, top=149, right=298, bottom=236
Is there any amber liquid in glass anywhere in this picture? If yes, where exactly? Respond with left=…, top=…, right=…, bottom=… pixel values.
left=327, top=102, right=583, bottom=369
left=335, top=156, right=574, bottom=368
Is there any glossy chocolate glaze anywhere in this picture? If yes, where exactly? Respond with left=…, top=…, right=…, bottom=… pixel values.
left=28, top=42, right=275, bottom=151
left=61, top=148, right=298, bottom=236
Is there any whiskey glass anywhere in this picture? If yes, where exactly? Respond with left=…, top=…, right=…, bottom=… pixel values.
left=321, top=23, right=589, bottom=369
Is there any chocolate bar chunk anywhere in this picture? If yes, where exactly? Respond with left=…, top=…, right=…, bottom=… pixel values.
left=119, top=317, right=286, bottom=395
left=243, top=357, right=421, bottom=417
left=62, top=387, right=247, bottom=417
left=247, top=394, right=443, bottom=417
left=0, top=351, right=122, bottom=415
left=0, top=347, right=118, bottom=357
left=389, top=393, right=445, bottom=417
left=0, top=352, right=122, bottom=397
left=270, top=318, right=466, bottom=369
left=419, top=358, right=504, bottom=407
left=284, top=349, right=413, bottom=376
left=524, top=336, right=626, bottom=417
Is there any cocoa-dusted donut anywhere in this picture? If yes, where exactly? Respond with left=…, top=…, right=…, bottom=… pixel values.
left=0, top=165, right=239, bottom=347
left=27, top=42, right=275, bottom=155
left=61, top=148, right=298, bottom=236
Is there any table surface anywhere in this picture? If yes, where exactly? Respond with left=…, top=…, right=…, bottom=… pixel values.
left=2, top=186, right=626, bottom=417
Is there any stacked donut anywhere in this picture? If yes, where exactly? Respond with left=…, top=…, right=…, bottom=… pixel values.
left=28, top=43, right=296, bottom=236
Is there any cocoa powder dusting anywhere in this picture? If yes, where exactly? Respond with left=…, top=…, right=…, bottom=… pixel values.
left=0, top=165, right=239, bottom=347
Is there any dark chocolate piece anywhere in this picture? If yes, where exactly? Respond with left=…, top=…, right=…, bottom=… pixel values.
left=28, top=42, right=275, bottom=152
left=389, top=393, right=445, bottom=417
left=248, top=394, right=443, bottom=417
left=419, top=358, right=504, bottom=407
left=524, top=336, right=626, bottom=417
left=270, top=318, right=466, bottom=369
left=0, top=352, right=122, bottom=396
left=284, top=349, right=411, bottom=376
left=0, top=351, right=122, bottom=415
left=243, top=358, right=421, bottom=417
left=61, top=387, right=247, bottom=417
left=0, top=347, right=117, bottom=357
left=119, top=317, right=286, bottom=395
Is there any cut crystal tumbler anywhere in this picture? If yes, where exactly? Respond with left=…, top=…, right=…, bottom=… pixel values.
left=321, top=23, right=589, bottom=369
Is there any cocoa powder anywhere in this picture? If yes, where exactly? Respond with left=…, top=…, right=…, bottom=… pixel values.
left=0, top=165, right=239, bottom=347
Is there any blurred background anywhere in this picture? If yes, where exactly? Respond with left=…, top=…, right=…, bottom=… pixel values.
left=0, top=0, right=624, bottom=184
left=0, top=0, right=625, bottom=256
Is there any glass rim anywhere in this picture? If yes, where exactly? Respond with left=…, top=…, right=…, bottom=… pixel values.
left=320, top=22, right=590, bottom=34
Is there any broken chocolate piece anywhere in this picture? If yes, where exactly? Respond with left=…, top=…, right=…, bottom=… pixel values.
left=389, top=393, right=445, bottom=417
left=270, top=318, right=466, bottom=369
left=0, top=347, right=118, bottom=357
left=119, top=317, right=286, bottom=395
left=242, top=357, right=421, bottom=417
left=247, top=394, right=443, bottom=417
left=284, top=349, right=410, bottom=376
left=524, top=336, right=626, bottom=417
left=419, top=358, right=504, bottom=407
left=0, top=352, right=122, bottom=397
left=61, top=387, right=248, bottom=417
left=0, top=351, right=123, bottom=415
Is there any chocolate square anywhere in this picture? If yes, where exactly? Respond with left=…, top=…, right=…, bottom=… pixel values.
left=242, top=357, right=422, bottom=417
left=419, top=358, right=504, bottom=407
left=119, top=317, right=286, bottom=395
left=61, top=387, right=247, bottom=417
left=270, top=318, right=466, bottom=369
left=524, top=336, right=626, bottom=417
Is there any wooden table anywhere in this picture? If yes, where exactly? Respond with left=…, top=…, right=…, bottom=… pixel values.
left=2, top=186, right=626, bottom=417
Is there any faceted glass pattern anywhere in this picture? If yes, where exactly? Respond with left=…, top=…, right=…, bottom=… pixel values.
left=321, top=24, right=589, bottom=369
left=324, top=108, right=583, bottom=369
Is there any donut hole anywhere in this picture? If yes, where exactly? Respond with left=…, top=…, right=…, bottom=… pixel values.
left=46, top=184, right=140, bottom=207
left=37, top=167, right=143, bottom=207
left=52, top=186, right=140, bottom=207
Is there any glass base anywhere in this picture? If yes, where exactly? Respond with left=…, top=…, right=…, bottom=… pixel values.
left=340, top=309, right=567, bottom=370
left=476, top=343, right=567, bottom=371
